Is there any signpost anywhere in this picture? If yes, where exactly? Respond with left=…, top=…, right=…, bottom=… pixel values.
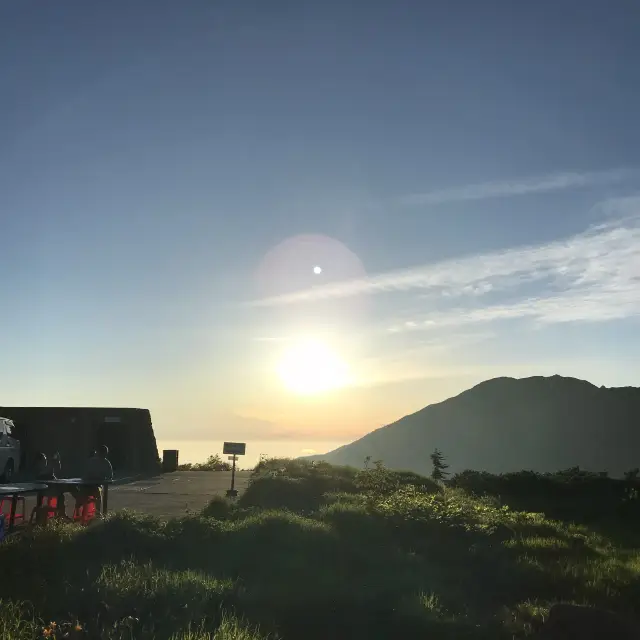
left=223, top=442, right=246, bottom=497
left=223, top=442, right=246, bottom=455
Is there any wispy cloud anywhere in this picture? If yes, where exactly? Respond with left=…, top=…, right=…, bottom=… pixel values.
left=351, top=331, right=497, bottom=387
left=252, top=197, right=640, bottom=330
left=398, top=167, right=632, bottom=206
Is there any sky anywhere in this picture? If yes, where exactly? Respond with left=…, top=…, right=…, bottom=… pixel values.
left=2, top=1, right=640, bottom=464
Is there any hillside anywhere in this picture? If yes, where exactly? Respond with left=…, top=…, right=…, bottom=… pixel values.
left=3, top=459, right=640, bottom=639
left=303, top=375, right=640, bottom=475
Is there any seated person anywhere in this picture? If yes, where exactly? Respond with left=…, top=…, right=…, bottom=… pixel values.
left=51, top=451, right=62, bottom=478
left=34, top=452, right=55, bottom=480
left=84, top=445, right=114, bottom=483
left=75, top=445, right=114, bottom=516
left=32, top=453, right=66, bottom=521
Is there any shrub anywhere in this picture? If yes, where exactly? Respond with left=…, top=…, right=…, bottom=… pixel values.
left=317, top=499, right=376, bottom=539
left=322, top=491, right=368, bottom=507
left=389, top=469, right=441, bottom=494
left=252, top=458, right=357, bottom=486
left=243, top=460, right=358, bottom=513
left=373, top=485, right=516, bottom=540
left=355, top=460, right=399, bottom=496
left=201, top=496, right=234, bottom=520
left=178, top=454, right=232, bottom=472
left=239, top=476, right=340, bottom=512
left=449, top=468, right=640, bottom=523
left=4, top=458, right=640, bottom=640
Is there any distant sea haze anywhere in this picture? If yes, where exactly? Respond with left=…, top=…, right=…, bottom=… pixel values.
left=156, top=439, right=348, bottom=468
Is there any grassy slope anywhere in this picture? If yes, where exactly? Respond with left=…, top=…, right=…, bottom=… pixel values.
left=1, top=459, right=640, bottom=639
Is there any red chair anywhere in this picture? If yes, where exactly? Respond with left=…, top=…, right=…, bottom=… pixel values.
left=73, top=496, right=97, bottom=524
left=0, top=496, right=25, bottom=525
left=29, top=496, right=59, bottom=525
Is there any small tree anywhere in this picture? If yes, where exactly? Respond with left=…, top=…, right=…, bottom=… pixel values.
left=192, top=454, right=231, bottom=471
left=355, top=460, right=398, bottom=497
left=430, top=448, right=449, bottom=481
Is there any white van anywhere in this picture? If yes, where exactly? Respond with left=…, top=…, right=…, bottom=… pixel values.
left=0, top=418, right=21, bottom=481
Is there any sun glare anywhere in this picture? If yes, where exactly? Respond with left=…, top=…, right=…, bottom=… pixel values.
left=277, top=339, right=350, bottom=395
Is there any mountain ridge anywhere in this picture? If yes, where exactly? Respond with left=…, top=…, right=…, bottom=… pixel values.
left=301, top=375, right=639, bottom=476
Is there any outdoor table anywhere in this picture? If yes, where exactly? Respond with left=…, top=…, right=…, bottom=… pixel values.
left=0, top=483, right=48, bottom=532
left=42, top=478, right=113, bottom=515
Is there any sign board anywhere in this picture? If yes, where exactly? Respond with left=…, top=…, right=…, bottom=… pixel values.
left=228, top=456, right=236, bottom=461
left=104, top=417, right=121, bottom=423
left=223, top=442, right=246, bottom=456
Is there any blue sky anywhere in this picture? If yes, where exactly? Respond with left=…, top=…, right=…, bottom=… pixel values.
left=2, top=1, right=640, bottom=460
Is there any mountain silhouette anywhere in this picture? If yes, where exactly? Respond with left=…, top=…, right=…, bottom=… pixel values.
left=303, top=375, right=640, bottom=476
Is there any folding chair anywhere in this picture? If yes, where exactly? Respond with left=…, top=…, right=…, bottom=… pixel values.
left=0, top=496, right=25, bottom=526
left=73, top=496, right=97, bottom=524
left=29, top=496, right=59, bottom=525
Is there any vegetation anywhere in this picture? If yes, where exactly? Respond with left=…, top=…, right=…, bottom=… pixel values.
left=177, top=454, right=232, bottom=472
left=2, top=458, right=640, bottom=638
left=430, top=448, right=450, bottom=481
left=449, top=467, right=640, bottom=530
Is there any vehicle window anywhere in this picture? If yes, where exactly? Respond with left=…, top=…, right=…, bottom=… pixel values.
left=5, top=421, right=13, bottom=437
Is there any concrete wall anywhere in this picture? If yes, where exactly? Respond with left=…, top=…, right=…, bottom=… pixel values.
left=0, top=407, right=160, bottom=476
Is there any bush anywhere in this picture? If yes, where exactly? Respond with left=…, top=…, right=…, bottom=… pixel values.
left=374, top=486, right=494, bottom=534
left=389, top=469, right=441, bottom=494
left=252, top=457, right=357, bottom=486
left=317, top=499, right=375, bottom=539
left=178, top=454, right=232, bottom=472
left=354, top=462, right=441, bottom=498
left=243, top=459, right=359, bottom=513
left=239, top=475, right=352, bottom=513
left=355, top=460, right=399, bottom=496
left=201, top=496, right=234, bottom=520
left=3, top=459, right=640, bottom=639
left=449, top=468, right=640, bottom=523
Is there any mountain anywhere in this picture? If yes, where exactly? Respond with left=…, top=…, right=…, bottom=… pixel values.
left=303, top=375, right=640, bottom=476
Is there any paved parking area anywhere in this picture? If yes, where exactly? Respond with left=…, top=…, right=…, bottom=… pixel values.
left=15, top=471, right=252, bottom=523
left=108, top=471, right=251, bottom=519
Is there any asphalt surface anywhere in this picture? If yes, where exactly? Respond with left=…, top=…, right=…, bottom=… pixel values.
left=108, top=471, right=251, bottom=519
left=11, top=471, right=252, bottom=523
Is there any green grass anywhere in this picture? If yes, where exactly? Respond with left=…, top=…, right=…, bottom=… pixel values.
left=2, top=458, right=640, bottom=638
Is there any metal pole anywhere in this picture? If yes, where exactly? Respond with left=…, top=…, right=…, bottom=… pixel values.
left=231, top=455, right=236, bottom=492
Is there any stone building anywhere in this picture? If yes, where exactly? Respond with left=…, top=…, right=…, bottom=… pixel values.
left=0, top=406, right=159, bottom=475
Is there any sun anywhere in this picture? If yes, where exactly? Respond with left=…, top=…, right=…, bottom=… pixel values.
left=277, top=339, right=350, bottom=395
